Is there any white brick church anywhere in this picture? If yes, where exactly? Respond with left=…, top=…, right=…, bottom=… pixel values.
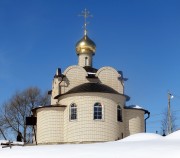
left=32, top=10, right=149, bottom=144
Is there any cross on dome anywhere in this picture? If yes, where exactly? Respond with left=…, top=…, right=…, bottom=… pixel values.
left=79, top=9, right=93, bottom=35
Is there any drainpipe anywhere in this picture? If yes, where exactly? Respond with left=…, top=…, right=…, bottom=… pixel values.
left=145, top=111, right=150, bottom=133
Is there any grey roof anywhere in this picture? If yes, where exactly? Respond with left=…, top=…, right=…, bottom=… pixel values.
left=124, top=105, right=150, bottom=114
left=66, top=82, right=119, bottom=94
left=54, top=82, right=130, bottom=101
left=83, top=66, right=98, bottom=73
left=32, top=105, right=67, bottom=113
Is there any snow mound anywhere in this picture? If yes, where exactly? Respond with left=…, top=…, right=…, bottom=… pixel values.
left=0, top=140, right=8, bottom=144
left=120, top=133, right=163, bottom=142
left=127, top=105, right=143, bottom=109
left=0, top=135, right=180, bottom=158
left=0, top=140, right=24, bottom=146
left=165, top=130, right=180, bottom=140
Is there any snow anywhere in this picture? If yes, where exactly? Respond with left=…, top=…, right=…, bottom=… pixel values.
left=127, top=104, right=144, bottom=109
left=1, top=131, right=180, bottom=158
left=120, top=133, right=163, bottom=141
left=165, top=130, right=180, bottom=140
left=0, top=140, right=8, bottom=144
left=0, top=141, right=24, bottom=146
left=87, top=72, right=96, bottom=75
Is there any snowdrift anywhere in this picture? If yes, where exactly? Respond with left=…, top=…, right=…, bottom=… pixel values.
left=1, top=131, right=180, bottom=158
left=165, top=130, right=180, bottom=140
left=120, top=133, right=163, bottom=142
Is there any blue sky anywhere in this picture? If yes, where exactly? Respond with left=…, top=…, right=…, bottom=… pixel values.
left=0, top=0, right=180, bottom=133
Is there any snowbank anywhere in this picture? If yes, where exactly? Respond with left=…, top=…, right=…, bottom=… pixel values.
left=0, top=140, right=8, bottom=144
left=165, top=130, right=180, bottom=140
left=1, top=131, right=180, bottom=158
left=120, top=133, right=163, bottom=142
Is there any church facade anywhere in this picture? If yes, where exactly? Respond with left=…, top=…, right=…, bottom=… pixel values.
left=32, top=10, right=149, bottom=144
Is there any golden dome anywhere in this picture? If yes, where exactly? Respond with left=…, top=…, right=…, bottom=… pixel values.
left=76, top=35, right=96, bottom=55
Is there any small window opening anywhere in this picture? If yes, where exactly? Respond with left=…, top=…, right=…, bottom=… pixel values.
left=117, top=105, right=122, bottom=122
left=70, top=104, right=77, bottom=120
left=85, top=57, right=88, bottom=66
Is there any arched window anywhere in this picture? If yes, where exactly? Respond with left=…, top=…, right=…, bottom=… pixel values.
left=94, top=103, right=102, bottom=120
left=70, top=104, right=77, bottom=120
left=117, top=105, right=122, bottom=122
left=85, top=57, right=88, bottom=66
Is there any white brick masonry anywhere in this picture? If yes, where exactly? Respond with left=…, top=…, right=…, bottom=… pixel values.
left=36, top=107, right=65, bottom=144
left=96, top=66, right=124, bottom=93
left=59, top=93, right=126, bottom=143
left=124, top=109, right=145, bottom=137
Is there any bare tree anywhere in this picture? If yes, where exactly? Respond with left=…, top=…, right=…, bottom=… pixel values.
left=0, top=87, right=50, bottom=142
left=0, top=119, right=7, bottom=140
left=161, top=107, right=177, bottom=136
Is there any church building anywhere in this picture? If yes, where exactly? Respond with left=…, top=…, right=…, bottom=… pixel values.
left=32, top=10, right=150, bottom=144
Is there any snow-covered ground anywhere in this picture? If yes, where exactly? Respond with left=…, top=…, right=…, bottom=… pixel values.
left=1, top=131, right=180, bottom=158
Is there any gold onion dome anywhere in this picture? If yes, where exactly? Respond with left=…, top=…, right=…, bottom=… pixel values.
left=76, top=34, right=96, bottom=55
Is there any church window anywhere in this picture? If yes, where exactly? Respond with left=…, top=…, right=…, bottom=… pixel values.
left=94, top=103, right=102, bottom=120
left=70, top=104, right=77, bottom=120
left=85, top=57, right=88, bottom=66
left=117, top=105, right=122, bottom=122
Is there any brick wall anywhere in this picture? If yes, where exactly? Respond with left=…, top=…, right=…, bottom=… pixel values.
left=124, top=109, right=145, bottom=137
left=59, top=93, right=126, bottom=143
left=36, top=107, right=65, bottom=144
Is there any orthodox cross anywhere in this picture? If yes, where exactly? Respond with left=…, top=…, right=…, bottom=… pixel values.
left=79, top=9, right=93, bottom=35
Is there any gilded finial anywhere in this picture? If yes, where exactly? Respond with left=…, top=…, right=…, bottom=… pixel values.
left=79, top=9, right=93, bottom=35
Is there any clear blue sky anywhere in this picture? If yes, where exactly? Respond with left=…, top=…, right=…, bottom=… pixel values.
left=0, top=0, right=180, bottom=133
